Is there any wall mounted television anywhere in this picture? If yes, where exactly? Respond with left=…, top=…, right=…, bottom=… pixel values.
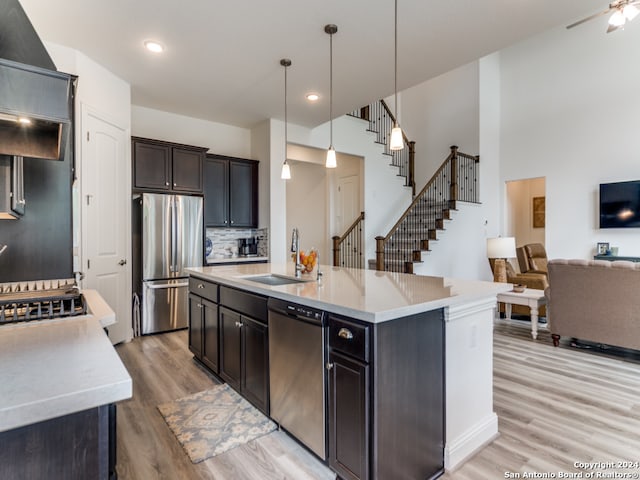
left=599, top=180, right=640, bottom=228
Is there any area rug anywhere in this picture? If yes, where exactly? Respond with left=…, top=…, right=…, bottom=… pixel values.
left=157, top=384, right=277, bottom=463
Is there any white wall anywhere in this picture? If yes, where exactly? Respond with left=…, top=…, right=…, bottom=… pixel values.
left=290, top=115, right=413, bottom=263
left=286, top=161, right=328, bottom=262
left=131, top=105, right=251, bottom=157
left=499, top=23, right=640, bottom=260
left=401, top=61, right=480, bottom=188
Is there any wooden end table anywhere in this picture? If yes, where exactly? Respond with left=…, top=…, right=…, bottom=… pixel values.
left=496, top=288, right=547, bottom=339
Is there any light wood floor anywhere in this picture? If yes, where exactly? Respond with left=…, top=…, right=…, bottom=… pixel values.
left=115, top=322, right=640, bottom=480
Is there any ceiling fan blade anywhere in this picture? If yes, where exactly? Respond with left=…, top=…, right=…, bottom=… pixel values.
left=606, top=23, right=622, bottom=33
left=566, top=7, right=612, bottom=29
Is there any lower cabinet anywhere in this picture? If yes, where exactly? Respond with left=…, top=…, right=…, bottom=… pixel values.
left=219, top=307, right=242, bottom=391
left=219, top=301, right=269, bottom=414
left=188, top=278, right=219, bottom=374
left=327, top=310, right=445, bottom=480
left=328, top=350, right=369, bottom=480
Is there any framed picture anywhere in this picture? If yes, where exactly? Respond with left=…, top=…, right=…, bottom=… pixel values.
left=532, top=196, right=545, bottom=228
left=597, top=242, right=610, bottom=255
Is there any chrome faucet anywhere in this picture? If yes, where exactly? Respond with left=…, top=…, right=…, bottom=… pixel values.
left=0, top=244, right=7, bottom=257
left=291, top=228, right=303, bottom=278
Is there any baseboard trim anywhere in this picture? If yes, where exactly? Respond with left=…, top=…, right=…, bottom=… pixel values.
left=444, top=412, right=498, bottom=471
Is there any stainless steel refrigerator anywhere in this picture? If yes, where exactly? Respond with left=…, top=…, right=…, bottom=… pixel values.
left=140, top=193, right=202, bottom=334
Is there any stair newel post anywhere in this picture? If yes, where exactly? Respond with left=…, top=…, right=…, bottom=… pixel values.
left=375, top=236, right=386, bottom=271
left=449, top=145, right=459, bottom=205
left=409, top=141, right=416, bottom=197
left=332, top=235, right=341, bottom=267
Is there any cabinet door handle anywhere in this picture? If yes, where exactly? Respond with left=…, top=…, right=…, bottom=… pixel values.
left=235, top=321, right=243, bottom=328
left=173, top=183, right=177, bottom=187
left=326, top=362, right=334, bottom=371
left=197, top=283, right=205, bottom=289
left=230, top=220, right=234, bottom=224
left=118, top=259, right=127, bottom=266
left=338, top=328, right=354, bottom=340
left=197, top=303, right=202, bottom=308
left=165, top=182, right=169, bottom=186
left=224, top=220, right=228, bottom=224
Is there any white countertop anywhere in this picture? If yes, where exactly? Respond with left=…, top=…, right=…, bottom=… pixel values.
left=0, top=290, right=132, bottom=432
left=188, top=263, right=511, bottom=323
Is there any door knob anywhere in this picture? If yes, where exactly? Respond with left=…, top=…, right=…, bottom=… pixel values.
left=118, top=259, right=127, bottom=266
left=326, top=362, right=335, bottom=371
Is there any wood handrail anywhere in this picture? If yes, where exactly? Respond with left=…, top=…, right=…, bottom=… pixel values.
left=375, top=145, right=480, bottom=272
left=382, top=146, right=456, bottom=243
left=334, top=212, right=364, bottom=244
left=332, top=212, right=365, bottom=268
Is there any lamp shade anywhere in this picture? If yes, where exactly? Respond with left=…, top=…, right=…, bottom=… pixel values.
left=326, top=146, right=337, bottom=168
left=390, top=125, right=404, bottom=150
left=486, top=237, right=516, bottom=259
left=281, top=162, right=291, bottom=180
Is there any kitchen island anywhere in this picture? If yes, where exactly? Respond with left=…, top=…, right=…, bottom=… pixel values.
left=188, top=263, right=510, bottom=477
left=0, top=290, right=132, bottom=480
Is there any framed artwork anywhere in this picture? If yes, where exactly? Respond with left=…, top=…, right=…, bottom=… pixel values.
left=597, top=242, right=610, bottom=255
left=532, top=196, right=545, bottom=228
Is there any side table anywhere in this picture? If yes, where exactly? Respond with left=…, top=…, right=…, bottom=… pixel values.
left=496, top=288, right=547, bottom=339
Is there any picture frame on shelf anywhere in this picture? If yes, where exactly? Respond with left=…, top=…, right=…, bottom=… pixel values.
left=597, top=242, right=610, bottom=255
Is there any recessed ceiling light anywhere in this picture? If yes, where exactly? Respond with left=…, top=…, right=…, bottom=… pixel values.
left=144, top=40, right=165, bottom=53
left=306, top=93, right=319, bottom=102
left=17, top=117, right=31, bottom=125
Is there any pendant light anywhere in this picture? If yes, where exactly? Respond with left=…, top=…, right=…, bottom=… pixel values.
left=389, top=0, right=404, bottom=151
left=280, top=58, right=292, bottom=180
left=325, top=24, right=338, bottom=169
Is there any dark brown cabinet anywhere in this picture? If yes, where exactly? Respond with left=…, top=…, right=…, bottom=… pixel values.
left=219, top=307, right=242, bottom=391
left=328, top=350, right=370, bottom=480
left=219, top=306, right=269, bottom=414
left=188, top=278, right=219, bottom=374
left=133, top=137, right=207, bottom=193
left=204, top=154, right=258, bottom=227
left=327, top=310, right=445, bottom=480
left=218, top=286, right=269, bottom=413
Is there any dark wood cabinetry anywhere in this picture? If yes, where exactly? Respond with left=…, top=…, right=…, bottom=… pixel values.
left=188, top=278, right=219, bottom=374
left=328, top=349, right=370, bottom=480
left=204, top=154, right=258, bottom=227
left=189, top=278, right=269, bottom=414
left=219, top=305, right=269, bottom=414
left=219, top=306, right=242, bottom=391
left=327, top=310, right=445, bottom=480
left=132, top=137, right=207, bottom=194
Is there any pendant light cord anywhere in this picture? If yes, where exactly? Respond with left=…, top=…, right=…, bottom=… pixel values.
left=284, top=63, right=288, bottom=149
left=394, top=0, right=398, bottom=124
left=329, top=30, right=333, bottom=147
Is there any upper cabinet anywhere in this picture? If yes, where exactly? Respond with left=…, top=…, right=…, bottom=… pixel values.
left=132, top=137, right=207, bottom=194
left=204, top=154, right=258, bottom=228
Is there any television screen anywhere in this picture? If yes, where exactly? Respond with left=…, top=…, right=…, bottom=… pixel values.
left=599, top=180, right=640, bottom=228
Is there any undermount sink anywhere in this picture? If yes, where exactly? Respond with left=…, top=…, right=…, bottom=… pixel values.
left=242, top=274, right=313, bottom=286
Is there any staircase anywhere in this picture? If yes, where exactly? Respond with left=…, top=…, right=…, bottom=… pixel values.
left=349, top=99, right=415, bottom=196
left=376, top=146, right=480, bottom=273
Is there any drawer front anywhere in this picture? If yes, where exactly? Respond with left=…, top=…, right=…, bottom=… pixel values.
left=220, top=286, right=267, bottom=323
left=329, top=316, right=369, bottom=362
left=189, top=277, right=218, bottom=303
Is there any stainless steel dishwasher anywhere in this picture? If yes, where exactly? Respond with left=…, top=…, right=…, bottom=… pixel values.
left=268, top=297, right=327, bottom=460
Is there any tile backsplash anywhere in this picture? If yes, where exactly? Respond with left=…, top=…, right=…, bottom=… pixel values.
left=206, top=227, right=269, bottom=262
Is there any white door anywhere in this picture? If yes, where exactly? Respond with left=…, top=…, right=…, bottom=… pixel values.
left=337, top=175, right=359, bottom=233
left=336, top=175, right=360, bottom=266
left=81, top=107, right=131, bottom=345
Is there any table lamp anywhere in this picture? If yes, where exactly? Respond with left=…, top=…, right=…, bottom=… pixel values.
left=487, top=237, right=516, bottom=283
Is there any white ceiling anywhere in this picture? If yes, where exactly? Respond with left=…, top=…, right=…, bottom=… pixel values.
left=20, top=0, right=606, bottom=129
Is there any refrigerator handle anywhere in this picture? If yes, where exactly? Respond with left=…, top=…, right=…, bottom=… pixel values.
left=171, top=196, right=177, bottom=274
